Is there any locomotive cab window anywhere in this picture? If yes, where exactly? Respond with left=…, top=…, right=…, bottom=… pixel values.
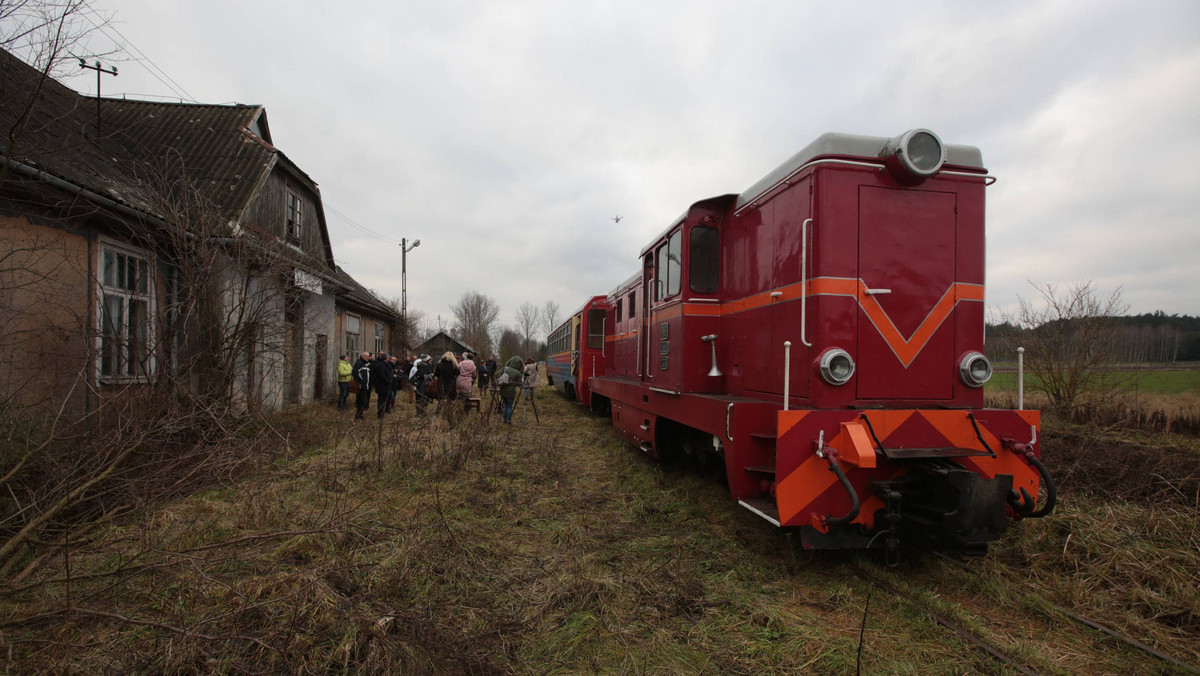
left=655, top=230, right=682, bottom=300
left=689, top=225, right=718, bottom=293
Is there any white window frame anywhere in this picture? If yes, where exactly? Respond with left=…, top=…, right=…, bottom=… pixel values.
left=96, top=237, right=156, bottom=384
left=374, top=321, right=386, bottom=353
left=345, top=313, right=361, bottom=356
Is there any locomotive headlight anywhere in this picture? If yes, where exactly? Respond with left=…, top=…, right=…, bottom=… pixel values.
left=819, top=348, right=856, bottom=386
left=883, top=128, right=946, bottom=184
left=959, top=352, right=993, bottom=387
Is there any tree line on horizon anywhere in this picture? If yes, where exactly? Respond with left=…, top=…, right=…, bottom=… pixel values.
left=988, top=311, right=1200, bottom=363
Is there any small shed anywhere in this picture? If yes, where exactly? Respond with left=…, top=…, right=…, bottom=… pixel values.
left=414, top=331, right=475, bottom=358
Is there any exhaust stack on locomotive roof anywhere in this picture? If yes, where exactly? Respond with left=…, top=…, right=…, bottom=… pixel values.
left=547, top=128, right=1054, bottom=558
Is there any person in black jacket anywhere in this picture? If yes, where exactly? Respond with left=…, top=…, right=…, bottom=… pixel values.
left=410, top=354, right=434, bottom=416
left=433, top=351, right=459, bottom=415
left=387, top=356, right=403, bottom=413
left=353, top=351, right=373, bottom=420
left=373, top=352, right=393, bottom=418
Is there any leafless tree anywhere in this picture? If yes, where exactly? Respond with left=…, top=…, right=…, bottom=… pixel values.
left=515, top=302, right=540, bottom=355
left=1004, top=281, right=1129, bottom=414
left=542, top=300, right=561, bottom=335
left=497, top=326, right=523, bottom=362
left=451, top=290, right=499, bottom=357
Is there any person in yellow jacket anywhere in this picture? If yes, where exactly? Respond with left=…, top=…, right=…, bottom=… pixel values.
left=336, top=354, right=353, bottom=410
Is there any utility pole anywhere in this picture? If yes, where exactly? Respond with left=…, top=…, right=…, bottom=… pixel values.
left=79, top=59, right=117, bottom=137
left=400, top=237, right=420, bottom=355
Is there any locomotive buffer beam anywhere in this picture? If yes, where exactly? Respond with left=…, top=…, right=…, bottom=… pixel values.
left=871, top=459, right=1013, bottom=555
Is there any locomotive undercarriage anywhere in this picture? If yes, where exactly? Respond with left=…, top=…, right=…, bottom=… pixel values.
left=798, top=461, right=1016, bottom=556
left=869, top=460, right=1014, bottom=556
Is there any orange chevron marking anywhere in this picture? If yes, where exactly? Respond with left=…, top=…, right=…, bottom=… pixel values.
left=777, top=411, right=809, bottom=439
left=654, top=278, right=985, bottom=369
left=776, top=452, right=837, bottom=525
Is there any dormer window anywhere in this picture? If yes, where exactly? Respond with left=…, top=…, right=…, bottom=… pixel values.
left=286, top=191, right=302, bottom=241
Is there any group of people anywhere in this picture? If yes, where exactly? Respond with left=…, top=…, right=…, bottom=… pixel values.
left=335, top=350, right=541, bottom=424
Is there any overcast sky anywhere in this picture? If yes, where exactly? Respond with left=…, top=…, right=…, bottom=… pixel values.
left=48, top=0, right=1200, bottom=332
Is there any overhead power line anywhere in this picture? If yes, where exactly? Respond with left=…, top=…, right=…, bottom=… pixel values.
left=83, top=8, right=196, bottom=103
left=324, top=202, right=403, bottom=246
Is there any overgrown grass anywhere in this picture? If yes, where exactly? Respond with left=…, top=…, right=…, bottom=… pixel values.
left=989, top=368, right=1200, bottom=394
left=1, top=391, right=1196, bottom=673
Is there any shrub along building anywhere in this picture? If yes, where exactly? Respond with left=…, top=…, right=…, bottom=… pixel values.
left=0, top=47, right=397, bottom=418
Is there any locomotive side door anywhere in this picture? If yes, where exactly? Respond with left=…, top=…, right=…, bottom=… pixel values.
left=639, top=253, right=653, bottom=381
left=856, top=186, right=957, bottom=400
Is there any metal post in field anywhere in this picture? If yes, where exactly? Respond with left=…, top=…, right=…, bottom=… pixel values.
left=1017, top=346, right=1025, bottom=410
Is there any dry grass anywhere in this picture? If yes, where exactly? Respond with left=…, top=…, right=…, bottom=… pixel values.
left=1, top=391, right=1196, bottom=673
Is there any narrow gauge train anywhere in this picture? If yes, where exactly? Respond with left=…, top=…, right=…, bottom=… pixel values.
left=547, top=129, right=1055, bottom=556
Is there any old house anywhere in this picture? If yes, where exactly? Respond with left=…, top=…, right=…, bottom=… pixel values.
left=0, top=47, right=393, bottom=416
left=415, top=331, right=476, bottom=359
left=334, top=265, right=401, bottom=362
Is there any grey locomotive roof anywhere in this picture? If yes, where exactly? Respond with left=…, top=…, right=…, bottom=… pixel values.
left=736, top=131, right=985, bottom=211
left=609, top=271, right=642, bottom=297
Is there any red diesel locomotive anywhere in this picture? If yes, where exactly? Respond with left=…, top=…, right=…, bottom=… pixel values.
left=548, top=129, right=1055, bottom=555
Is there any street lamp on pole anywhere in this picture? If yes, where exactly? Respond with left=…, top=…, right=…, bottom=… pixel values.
left=401, top=237, right=420, bottom=355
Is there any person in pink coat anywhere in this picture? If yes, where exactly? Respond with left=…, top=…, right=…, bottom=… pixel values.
left=456, top=352, right=478, bottom=411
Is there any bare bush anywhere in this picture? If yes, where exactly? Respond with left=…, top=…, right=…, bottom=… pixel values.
left=1001, top=281, right=1130, bottom=414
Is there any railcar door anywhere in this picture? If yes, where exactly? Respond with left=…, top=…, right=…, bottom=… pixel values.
left=856, top=186, right=956, bottom=400
left=639, top=254, right=653, bottom=381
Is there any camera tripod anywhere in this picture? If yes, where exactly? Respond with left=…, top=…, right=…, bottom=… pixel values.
left=482, top=382, right=539, bottom=424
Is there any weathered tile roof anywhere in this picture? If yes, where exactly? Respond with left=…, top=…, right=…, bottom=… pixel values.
left=334, top=265, right=401, bottom=321
left=3, top=47, right=384, bottom=311
left=0, top=47, right=159, bottom=216
left=2, top=48, right=284, bottom=226
left=100, top=98, right=276, bottom=222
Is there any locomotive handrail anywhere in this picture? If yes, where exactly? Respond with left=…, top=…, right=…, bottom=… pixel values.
left=937, top=169, right=997, bottom=185
left=783, top=341, right=792, bottom=411
left=800, top=218, right=813, bottom=347
left=734, top=159, right=996, bottom=217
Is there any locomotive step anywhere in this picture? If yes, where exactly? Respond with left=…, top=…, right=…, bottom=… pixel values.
left=745, top=465, right=776, bottom=475
left=738, top=499, right=781, bottom=527
left=750, top=431, right=777, bottom=441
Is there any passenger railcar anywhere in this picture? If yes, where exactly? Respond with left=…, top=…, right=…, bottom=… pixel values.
left=545, top=295, right=609, bottom=407
left=554, top=129, right=1055, bottom=556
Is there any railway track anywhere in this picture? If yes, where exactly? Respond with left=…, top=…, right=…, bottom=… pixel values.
left=844, top=554, right=1199, bottom=675
left=928, top=551, right=1200, bottom=674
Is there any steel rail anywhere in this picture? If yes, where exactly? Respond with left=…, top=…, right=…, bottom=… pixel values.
left=930, top=552, right=1200, bottom=674
left=850, top=563, right=1040, bottom=676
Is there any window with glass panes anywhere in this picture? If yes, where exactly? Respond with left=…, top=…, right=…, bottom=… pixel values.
left=286, top=191, right=302, bottom=241
left=345, top=314, right=361, bottom=355
left=374, top=321, right=386, bottom=353
left=99, top=243, right=154, bottom=380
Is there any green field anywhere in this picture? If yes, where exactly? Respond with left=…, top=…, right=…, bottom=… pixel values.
left=988, top=369, right=1200, bottom=394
